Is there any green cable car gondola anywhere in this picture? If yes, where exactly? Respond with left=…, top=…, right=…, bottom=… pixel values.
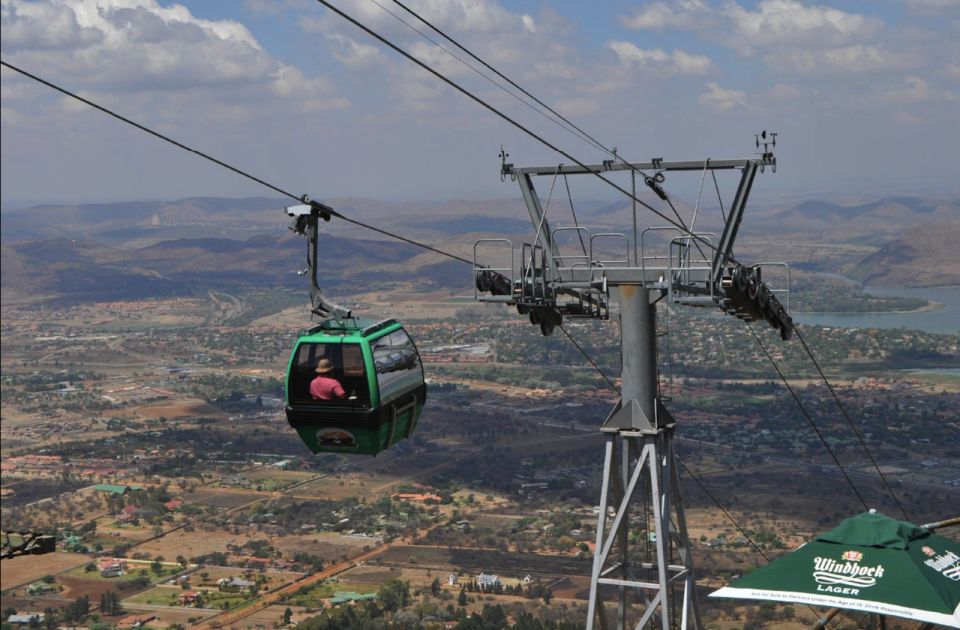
left=284, top=318, right=426, bottom=455
left=282, top=200, right=426, bottom=456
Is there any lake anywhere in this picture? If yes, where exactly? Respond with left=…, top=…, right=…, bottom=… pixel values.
left=793, top=285, right=960, bottom=335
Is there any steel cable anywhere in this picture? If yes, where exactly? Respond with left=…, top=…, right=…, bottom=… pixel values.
left=793, top=326, right=910, bottom=520
left=747, top=324, right=871, bottom=511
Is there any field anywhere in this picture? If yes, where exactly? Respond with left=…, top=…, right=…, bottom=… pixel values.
left=271, top=533, right=376, bottom=562
left=133, top=527, right=248, bottom=559
left=185, top=488, right=273, bottom=509
left=284, top=473, right=393, bottom=501
left=239, top=603, right=309, bottom=627
left=235, top=468, right=318, bottom=491
left=135, top=400, right=228, bottom=420
left=375, top=545, right=593, bottom=580
left=116, top=605, right=219, bottom=627
left=95, top=517, right=170, bottom=542
left=58, top=575, right=141, bottom=605
left=0, top=552, right=89, bottom=589
left=340, top=564, right=452, bottom=592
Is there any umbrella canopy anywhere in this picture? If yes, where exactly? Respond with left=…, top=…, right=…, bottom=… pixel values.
left=710, top=511, right=960, bottom=628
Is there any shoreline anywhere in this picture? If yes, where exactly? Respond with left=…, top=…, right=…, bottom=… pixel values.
left=797, top=299, right=943, bottom=316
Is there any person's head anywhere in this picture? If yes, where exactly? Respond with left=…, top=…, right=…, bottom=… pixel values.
left=315, top=358, right=335, bottom=375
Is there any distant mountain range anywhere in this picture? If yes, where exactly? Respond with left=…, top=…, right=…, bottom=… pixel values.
left=1, top=194, right=957, bottom=302
left=0, top=232, right=427, bottom=302
left=754, top=196, right=960, bottom=238
left=0, top=196, right=536, bottom=245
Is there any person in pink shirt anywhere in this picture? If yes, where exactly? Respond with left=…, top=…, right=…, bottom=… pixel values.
left=309, top=358, right=346, bottom=401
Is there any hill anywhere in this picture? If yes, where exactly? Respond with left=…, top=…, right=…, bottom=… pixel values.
left=0, top=196, right=533, bottom=246
left=754, top=196, right=960, bottom=239
left=844, top=219, right=960, bottom=287
left=0, top=233, right=425, bottom=302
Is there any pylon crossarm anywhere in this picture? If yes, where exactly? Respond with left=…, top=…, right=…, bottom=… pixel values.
left=598, top=578, right=661, bottom=589
left=624, top=562, right=687, bottom=572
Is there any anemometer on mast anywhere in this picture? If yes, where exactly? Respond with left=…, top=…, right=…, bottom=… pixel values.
left=475, top=134, right=792, bottom=630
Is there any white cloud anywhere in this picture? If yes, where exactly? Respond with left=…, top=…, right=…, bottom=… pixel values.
left=271, top=65, right=349, bottom=110
left=607, top=41, right=714, bottom=75
left=325, top=33, right=384, bottom=69
left=881, top=76, right=958, bottom=102
left=521, top=14, right=537, bottom=33
left=725, top=0, right=882, bottom=52
left=699, top=82, right=748, bottom=111
left=620, top=1, right=709, bottom=30
left=1, top=1, right=103, bottom=50
left=303, top=0, right=583, bottom=113
left=619, top=0, right=883, bottom=55
left=769, top=44, right=919, bottom=74
left=301, top=0, right=528, bottom=37
left=0, top=0, right=347, bottom=119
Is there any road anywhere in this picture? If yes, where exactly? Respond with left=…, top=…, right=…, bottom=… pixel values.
left=197, top=542, right=395, bottom=629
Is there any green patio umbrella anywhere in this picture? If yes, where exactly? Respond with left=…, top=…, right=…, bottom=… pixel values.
left=710, top=511, right=960, bottom=628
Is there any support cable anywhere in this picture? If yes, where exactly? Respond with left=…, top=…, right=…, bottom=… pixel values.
left=558, top=325, right=620, bottom=395
left=676, top=458, right=769, bottom=562
left=679, top=455, right=829, bottom=623
left=315, top=0, right=717, bottom=254
left=793, top=327, right=910, bottom=520
left=711, top=170, right=727, bottom=225
left=368, top=0, right=606, bottom=160
left=385, top=0, right=694, bottom=234
left=390, top=1, right=630, bottom=162
left=746, top=324, right=870, bottom=511
left=0, top=61, right=303, bottom=206
left=563, top=174, right=589, bottom=258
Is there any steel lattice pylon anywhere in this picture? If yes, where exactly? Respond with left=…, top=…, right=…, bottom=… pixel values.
left=588, top=422, right=700, bottom=629
left=474, top=144, right=784, bottom=629
left=584, top=286, right=701, bottom=630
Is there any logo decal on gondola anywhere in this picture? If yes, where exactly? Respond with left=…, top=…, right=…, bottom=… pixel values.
left=317, top=429, right=358, bottom=448
left=812, top=553, right=885, bottom=595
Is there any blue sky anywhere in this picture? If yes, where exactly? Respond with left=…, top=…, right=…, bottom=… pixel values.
left=1, top=0, right=958, bottom=208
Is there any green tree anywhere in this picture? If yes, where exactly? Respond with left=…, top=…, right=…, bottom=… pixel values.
left=378, top=578, right=410, bottom=613
left=64, top=596, right=90, bottom=622
left=480, top=604, right=507, bottom=629
left=282, top=607, right=292, bottom=625
left=457, top=588, right=467, bottom=607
